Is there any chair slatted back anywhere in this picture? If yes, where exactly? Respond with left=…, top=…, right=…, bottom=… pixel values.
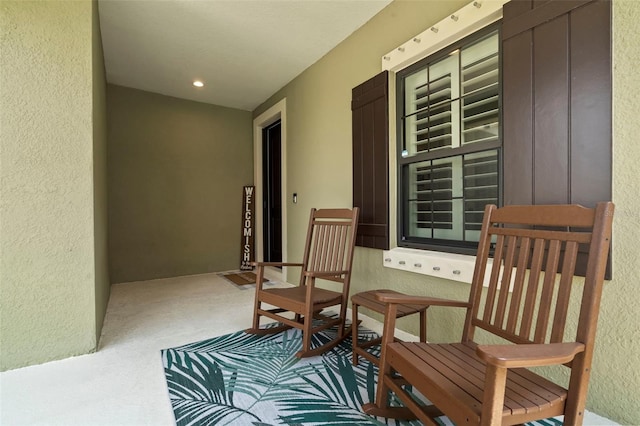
left=464, top=203, right=613, bottom=352
left=300, top=208, right=359, bottom=285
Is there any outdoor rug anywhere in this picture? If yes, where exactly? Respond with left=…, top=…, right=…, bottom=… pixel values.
left=161, top=325, right=563, bottom=426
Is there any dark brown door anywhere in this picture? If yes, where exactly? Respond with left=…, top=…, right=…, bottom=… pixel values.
left=262, top=120, right=282, bottom=263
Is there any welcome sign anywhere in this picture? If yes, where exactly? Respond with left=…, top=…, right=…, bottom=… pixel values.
left=240, top=186, right=255, bottom=270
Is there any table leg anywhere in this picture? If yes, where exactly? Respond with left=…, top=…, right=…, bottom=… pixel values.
left=352, top=302, right=360, bottom=366
left=419, top=309, right=427, bottom=342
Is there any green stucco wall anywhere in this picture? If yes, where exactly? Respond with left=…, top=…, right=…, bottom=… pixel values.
left=0, top=1, right=100, bottom=370
left=253, top=0, right=467, bottom=274
left=92, top=0, right=110, bottom=341
left=253, top=0, right=640, bottom=423
left=107, top=85, right=253, bottom=283
left=605, top=0, right=640, bottom=421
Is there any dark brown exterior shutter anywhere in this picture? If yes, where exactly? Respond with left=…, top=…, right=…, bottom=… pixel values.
left=502, top=0, right=612, bottom=277
left=352, top=71, right=389, bottom=250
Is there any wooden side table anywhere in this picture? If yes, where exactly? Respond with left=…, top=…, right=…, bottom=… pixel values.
left=351, top=289, right=428, bottom=366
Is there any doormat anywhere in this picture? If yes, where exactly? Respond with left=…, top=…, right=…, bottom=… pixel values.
left=222, top=271, right=266, bottom=286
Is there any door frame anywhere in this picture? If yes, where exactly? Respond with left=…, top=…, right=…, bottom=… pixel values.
left=253, top=98, right=287, bottom=267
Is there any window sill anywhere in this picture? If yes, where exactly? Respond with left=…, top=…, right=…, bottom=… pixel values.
left=382, top=247, right=495, bottom=286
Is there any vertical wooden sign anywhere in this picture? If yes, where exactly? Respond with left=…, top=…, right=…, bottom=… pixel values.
left=240, top=186, right=255, bottom=270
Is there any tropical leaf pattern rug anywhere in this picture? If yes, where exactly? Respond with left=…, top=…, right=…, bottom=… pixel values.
left=161, top=325, right=563, bottom=426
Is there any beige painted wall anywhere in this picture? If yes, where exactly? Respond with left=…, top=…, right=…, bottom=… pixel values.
left=0, top=0, right=101, bottom=370
left=253, top=0, right=640, bottom=423
left=92, top=0, right=110, bottom=345
left=254, top=0, right=467, bottom=267
left=107, top=85, right=253, bottom=283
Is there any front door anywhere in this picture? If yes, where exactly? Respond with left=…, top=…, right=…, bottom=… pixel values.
left=262, top=120, right=282, bottom=263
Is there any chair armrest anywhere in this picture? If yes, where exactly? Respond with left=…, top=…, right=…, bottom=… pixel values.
left=476, top=342, right=585, bottom=368
left=374, top=293, right=470, bottom=308
left=303, top=270, right=349, bottom=278
left=252, top=262, right=304, bottom=268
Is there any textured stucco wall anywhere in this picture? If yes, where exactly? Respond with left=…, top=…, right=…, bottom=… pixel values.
left=253, top=0, right=640, bottom=423
left=601, top=0, right=640, bottom=421
left=0, top=1, right=98, bottom=370
left=92, top=0, right=110, bottom=340
left=107, top=85, right=253, bottom=283
left=253, top=0, right=467, bottom=272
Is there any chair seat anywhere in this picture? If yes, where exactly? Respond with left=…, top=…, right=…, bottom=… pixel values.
left=260, top=286, right=343, bottom=313
left=386, top=341, right=568, bottom=425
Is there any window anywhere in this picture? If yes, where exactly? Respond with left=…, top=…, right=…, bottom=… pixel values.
left=397, top=26, right=500, bottom=253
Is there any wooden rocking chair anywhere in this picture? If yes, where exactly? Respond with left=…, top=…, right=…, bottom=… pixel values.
left=364, top=202, right=614, bottom=426
left=246, top=208, right=359, bottom=358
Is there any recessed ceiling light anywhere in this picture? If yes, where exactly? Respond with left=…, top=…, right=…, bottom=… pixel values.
left=193, top=80, right=204, bottom=88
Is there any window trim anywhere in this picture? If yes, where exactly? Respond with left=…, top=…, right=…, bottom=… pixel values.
left=381, top=0, right=611, bottom=281
left=379, top=0, right=507, bottom=281
left=381, top=0, right=507, bottom=73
